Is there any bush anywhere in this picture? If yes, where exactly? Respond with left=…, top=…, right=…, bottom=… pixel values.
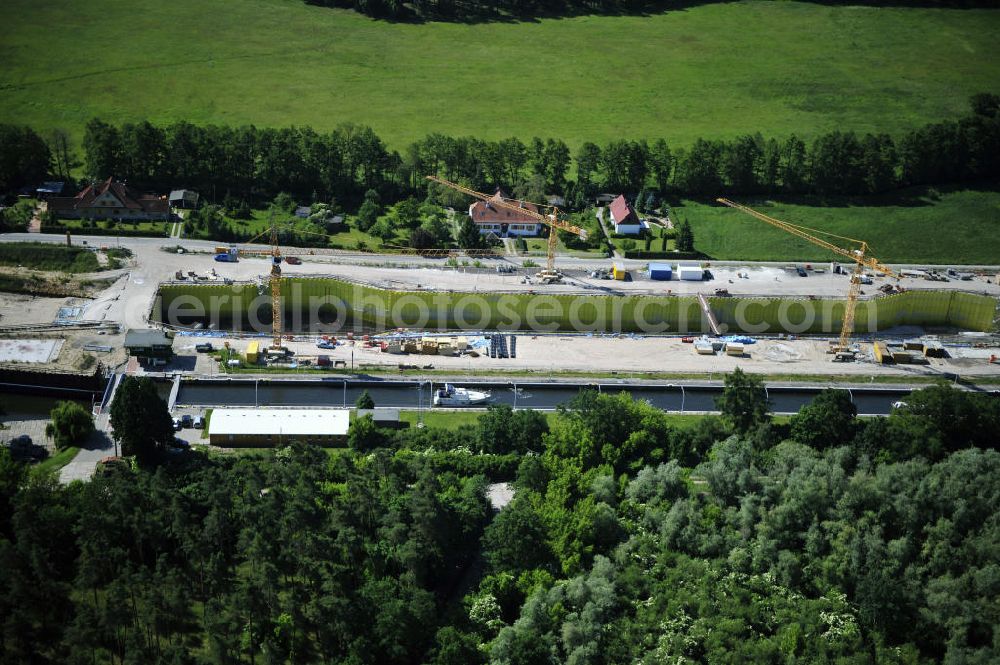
left=45, top=401, right=94, bottom=449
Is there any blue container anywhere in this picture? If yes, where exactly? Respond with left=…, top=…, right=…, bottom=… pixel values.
left=649, top=262, right=672, bottom=281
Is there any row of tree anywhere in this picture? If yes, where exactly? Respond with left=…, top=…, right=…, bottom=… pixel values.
left=1, top=94, right=998, bottom=214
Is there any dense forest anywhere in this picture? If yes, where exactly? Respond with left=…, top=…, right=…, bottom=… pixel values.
left=1, top=375, right=998, bottom=663
left=1, top=95, right=998, bottom=218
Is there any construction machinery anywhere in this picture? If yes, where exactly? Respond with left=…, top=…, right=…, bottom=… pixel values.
left=716, top=198, right=900, bottom=357
left=427, top=175, right=588, bottom=283
left=231, top=214, right=286, bottom=350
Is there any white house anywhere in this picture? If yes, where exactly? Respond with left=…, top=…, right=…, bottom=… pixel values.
left=608, top=195, right=648, bottom=236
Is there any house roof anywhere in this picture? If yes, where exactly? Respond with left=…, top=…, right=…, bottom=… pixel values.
left=609, top=195, right=636, bottom=225
left=49, top=177, right=168, bottom=214
left=123, top=329, right=174, bottom=348
left=209, top=408, right=349, bottom=437
left=469, top=189, right=539, bottom=224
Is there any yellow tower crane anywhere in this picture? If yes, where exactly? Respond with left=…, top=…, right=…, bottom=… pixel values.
left=716, top=198, right=900, bottom=356
left=233, top=213, right=286, bottom=350
left=426, top=175, right=588, bottom=283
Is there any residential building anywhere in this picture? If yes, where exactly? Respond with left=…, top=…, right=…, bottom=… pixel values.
left=468, top=189, right=541, bottom=237
left=48, top=178, right=169, bottom=221
left=208, top=408, right=350, bottom=447
left=608, top=195, right=648, bottom=236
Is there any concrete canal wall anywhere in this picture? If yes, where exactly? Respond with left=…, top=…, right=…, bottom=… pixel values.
left=154, top=277, right=999, bottom=335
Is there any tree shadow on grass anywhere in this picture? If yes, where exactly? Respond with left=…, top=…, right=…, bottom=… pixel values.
left=311, top=0, right=995, bottom=26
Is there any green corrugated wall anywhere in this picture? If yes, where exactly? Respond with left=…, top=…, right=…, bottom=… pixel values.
left=155, top=278, right=998, bottom=334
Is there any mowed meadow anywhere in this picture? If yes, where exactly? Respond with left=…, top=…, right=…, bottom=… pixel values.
left=1, top=0, right=999, bottom=149
left=677, top=187, right=1000, bottom=265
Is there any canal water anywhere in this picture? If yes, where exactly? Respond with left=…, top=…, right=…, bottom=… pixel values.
left=175, top=379, right=918, bottom=415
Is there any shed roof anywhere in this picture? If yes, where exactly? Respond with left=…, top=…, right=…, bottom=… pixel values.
left=210, top=408, right=349, bottom=437
left=356, top=408, right=400, bottom=422
left=169, top=189, right=199, bottom=201
left=648, top=262, right=672, bottom=272
left=123, top=329, right=173, bottom=348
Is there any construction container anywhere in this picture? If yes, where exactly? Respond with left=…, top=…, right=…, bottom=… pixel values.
left=887, top=345, right=914, bottom=364
left=903, top=339, right=924, bottom=351
left=420, top=337, right=439, bottom=355
left=694, top=340, right=715, bottom=355
left=725, top=342, right=744, bottom=356
left=245, top=341, right=259, bottom=363
left=386, top=343, right=403, bottom=355
left=677, top=263, right=704, bottom=281
left=923, top=341, right=946, bottom=358
left=316, top=355, right=331, bottom=367
left=403, top=341, right=419, bottom=354
left=648, top=262, right=672, bottom=281
left=873, top=342, right=890, bottom=364
left=612, top=261, right=628, bottom=280
left=438, top=344, right=458, bottom=357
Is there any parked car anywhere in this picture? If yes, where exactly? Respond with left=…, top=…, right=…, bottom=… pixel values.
left=193, top=416, right=205, bottom=429
left=179, top=414, right=193, bottom=428
left=285, top=256, right=302, bottom=265
left=172, top=417, right=182, bottom=431
left=796, top=266, right=808, bottom=277
left=169, top=437, right=190, bottom=450
left=195, top=343, right=214, bottom=353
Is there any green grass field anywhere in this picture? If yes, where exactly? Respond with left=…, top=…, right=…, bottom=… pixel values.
left=0, top=242, right=99, bottom=272
left=1, top=1, right=998, bottom=148
left=678, top=187, right=1000, bottom=264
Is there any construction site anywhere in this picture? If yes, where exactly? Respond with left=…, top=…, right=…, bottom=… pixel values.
left=2, top=186, right=1000, bottom=384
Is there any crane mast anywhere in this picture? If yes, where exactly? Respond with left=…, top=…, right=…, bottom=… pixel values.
left=268, top=218, right=283, bottom=350
left=426, top=175, right=587, bottom=282
left=716, top=198, right=899, bottom=353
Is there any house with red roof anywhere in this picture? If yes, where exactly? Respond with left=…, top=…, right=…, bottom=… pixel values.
left=48, top=178, right=170, bottom=221
left=468, top=189, right=541, bottom=237
left=608, top=194, right=648, bottom=236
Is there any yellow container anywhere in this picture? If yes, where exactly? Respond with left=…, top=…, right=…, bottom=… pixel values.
left=246, top=341, right=259, bottom=363
left=612, top=262, right=628, bottom=280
